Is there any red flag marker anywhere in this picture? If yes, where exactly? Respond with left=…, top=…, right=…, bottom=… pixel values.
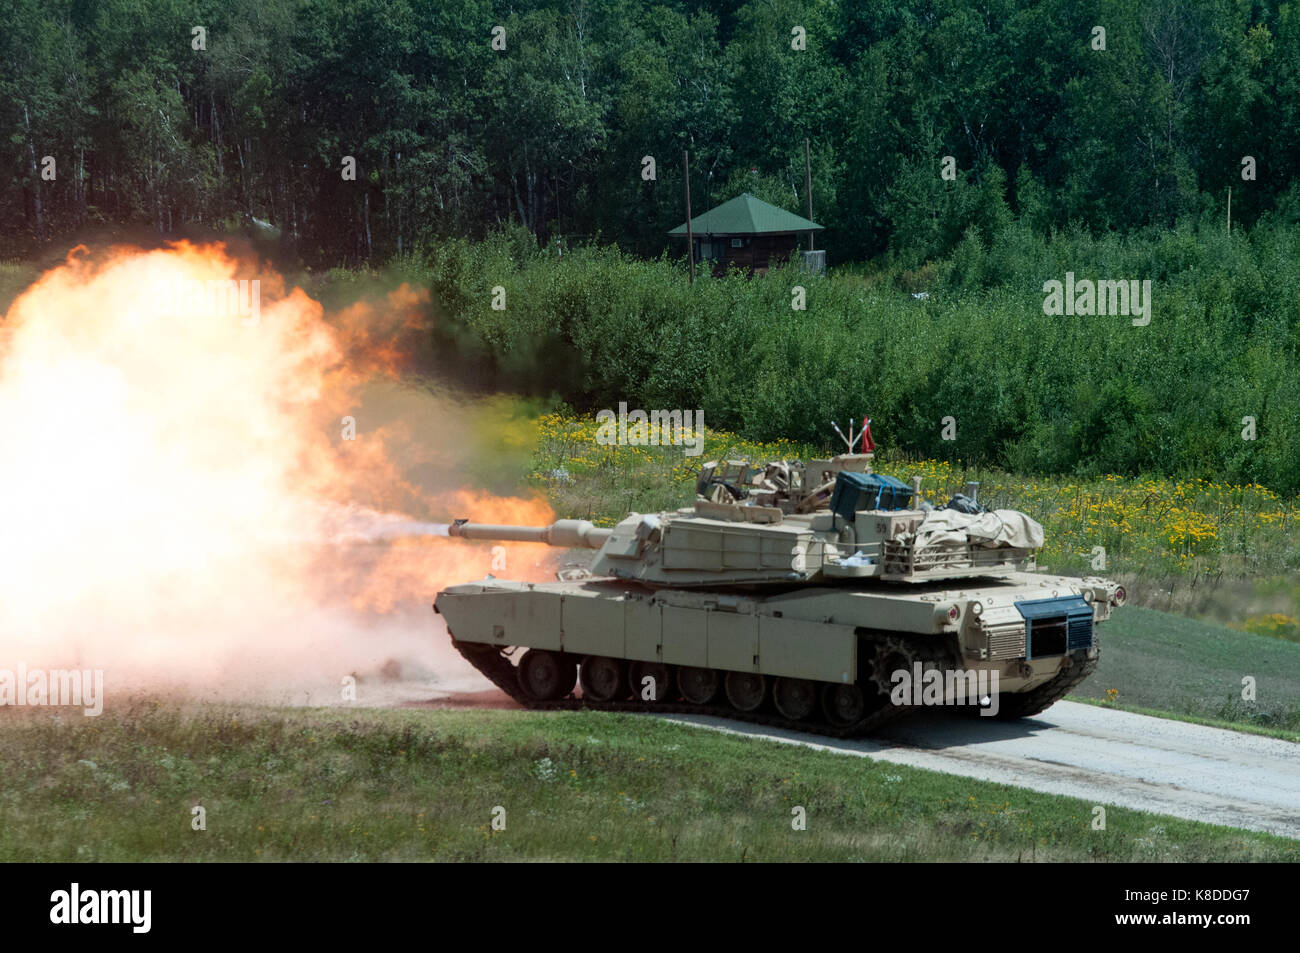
left=861, top=417, right=876, bottom=452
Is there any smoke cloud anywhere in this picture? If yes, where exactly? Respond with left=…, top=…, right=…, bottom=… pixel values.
left=0, top=243, right=554, bottom=706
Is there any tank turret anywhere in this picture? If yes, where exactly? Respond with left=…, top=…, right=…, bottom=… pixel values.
left=445, top=456, right=1055, bottom=588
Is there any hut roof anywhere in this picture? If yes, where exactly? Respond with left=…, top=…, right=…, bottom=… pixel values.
left=669, top=192, right=823, bottom=236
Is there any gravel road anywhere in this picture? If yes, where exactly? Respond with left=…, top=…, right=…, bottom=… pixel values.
left=663, top=701, right=1300, bottom=840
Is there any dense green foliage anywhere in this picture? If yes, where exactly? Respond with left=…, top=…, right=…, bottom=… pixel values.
left=4, top=0, right=1299, bottom=263
left=7, top=0, right=1298, bottom=491
left=428, top=221, right=1300, bottom=493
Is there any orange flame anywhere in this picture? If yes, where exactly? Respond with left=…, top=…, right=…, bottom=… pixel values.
left=0, top=243, right=552, bottom=702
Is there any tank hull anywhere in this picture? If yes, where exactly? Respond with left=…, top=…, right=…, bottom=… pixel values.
left=435, top=570, right=1107, bottom=737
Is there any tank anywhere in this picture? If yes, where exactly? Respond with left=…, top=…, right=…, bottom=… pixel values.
left=433, top=450, right=1125, bottom=736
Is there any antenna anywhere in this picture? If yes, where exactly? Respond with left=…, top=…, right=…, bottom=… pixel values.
left=830, top=418, right=862, bottom=452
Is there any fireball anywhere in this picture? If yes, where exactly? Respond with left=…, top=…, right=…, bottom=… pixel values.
left=0, top=243, right=551, bottom=703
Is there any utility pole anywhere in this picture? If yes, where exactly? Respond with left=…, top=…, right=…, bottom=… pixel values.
left=684, top=150, right=694, bottom=284
left=804, top=138, right=814, bottom=252
left=1227, top=186, right=1232, bottom=234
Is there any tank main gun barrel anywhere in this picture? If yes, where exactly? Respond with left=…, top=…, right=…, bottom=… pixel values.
left=448, top=518, right=611, bottom=549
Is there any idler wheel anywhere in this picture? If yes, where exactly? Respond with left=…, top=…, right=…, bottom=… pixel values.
left=822, top=683, right=867, bottom=727
left=773, top=677, right=818, bottom=721
left=580, top=655, right=628, bottom=703
left=629, top=661, right=676, bottom=703
left=677, top=666, right=720, bottom=705
left=724, top=671, right=767, bottom=712
left=518, top=649, right=574, bottom=701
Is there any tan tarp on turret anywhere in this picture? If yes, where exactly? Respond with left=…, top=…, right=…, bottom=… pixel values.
left=906, top=509, right=1044, bottom=554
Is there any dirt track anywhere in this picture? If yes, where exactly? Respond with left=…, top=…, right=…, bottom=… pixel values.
left=414, top=686, right=1300, bottom=840
left=664, top=702, right=1300, bottom=840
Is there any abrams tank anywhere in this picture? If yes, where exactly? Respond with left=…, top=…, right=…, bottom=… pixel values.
left=434, top=449, right=1125, bottom=736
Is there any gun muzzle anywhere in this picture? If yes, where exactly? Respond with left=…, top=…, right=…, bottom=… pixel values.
left=448, top=518, right=610, bottom=549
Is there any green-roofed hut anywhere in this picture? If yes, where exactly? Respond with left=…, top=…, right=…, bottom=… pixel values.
left=669, top=193, right=824, bottom=276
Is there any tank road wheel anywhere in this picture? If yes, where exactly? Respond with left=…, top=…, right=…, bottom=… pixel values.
left=579, top=655, right=629, bottom=703
left=517, top=649, right=574, bottom=701
left=821, top=683, right=867, bottom=728
left=724, top=671, right=767, bottom=712
left=629, top=661, right=676, bottom=704
left=773, top=677, right=818, bottom=721
left=677, top=666, right=720, bottom=706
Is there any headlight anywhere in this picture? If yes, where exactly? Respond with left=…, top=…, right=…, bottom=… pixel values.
left=935, top=603, right=961, bottom=625
left=1112, top=586, right=1127, bottom=607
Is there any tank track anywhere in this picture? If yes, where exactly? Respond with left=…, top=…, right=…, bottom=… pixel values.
left=451, top=639, right=908, bottom=739
left=990, top=650, right=1100, bottom=719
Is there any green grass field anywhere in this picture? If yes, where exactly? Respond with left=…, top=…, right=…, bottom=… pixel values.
left=0, top=701, right=1295, bottom=863
left=1074, top=607, right=1300, bottom=739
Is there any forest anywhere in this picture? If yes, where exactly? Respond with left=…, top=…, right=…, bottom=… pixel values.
left=4, top=0, right=1299, bottom=492
left=4, top=0, right=1298, bottom=264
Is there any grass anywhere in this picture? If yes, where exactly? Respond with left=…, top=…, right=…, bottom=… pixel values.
left=1069, top=696, right=1300, bottom=744
left=0, top=700, right=1296, bottom=862
left=1074, top=606, right=1300, bottom=739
